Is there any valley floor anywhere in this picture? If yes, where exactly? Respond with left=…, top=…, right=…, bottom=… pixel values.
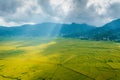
left=0, top=38, right=120, bottom=80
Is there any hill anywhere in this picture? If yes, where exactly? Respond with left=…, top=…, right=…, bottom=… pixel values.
left=0, top=23, right=95, bottom=38
left=89, top=19, right=120, bottom=41
left=0, top=18, right=120, bottom=41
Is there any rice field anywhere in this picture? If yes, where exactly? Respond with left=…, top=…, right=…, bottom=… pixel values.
left=0, top=37, right=120, bottom=80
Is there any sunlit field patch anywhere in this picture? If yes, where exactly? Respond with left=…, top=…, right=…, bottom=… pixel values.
left=0, top=38, right=120, bottom=80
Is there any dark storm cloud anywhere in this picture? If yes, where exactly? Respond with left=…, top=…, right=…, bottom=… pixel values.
left=63, top=0, right=120, bottom=26
left=64, top=0, right=93, bottom=24
left=37, top=0, right=53, bottom=16
left=107, top=3, right=120, bottom=19
left=0, top=0, right=22, bottom=16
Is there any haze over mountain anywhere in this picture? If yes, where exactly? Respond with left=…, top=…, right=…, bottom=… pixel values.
left=0, top=18, right=120, bottom=41
left=0, top=23, right=95, bottom=37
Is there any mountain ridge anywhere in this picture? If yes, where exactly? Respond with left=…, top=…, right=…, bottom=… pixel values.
left=0, top=19, right=120, bottom=41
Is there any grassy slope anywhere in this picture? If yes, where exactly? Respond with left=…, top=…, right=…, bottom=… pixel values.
left=0, top=38, right=120, bottom=80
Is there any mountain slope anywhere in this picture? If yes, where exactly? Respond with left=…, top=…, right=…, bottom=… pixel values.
left=0, top=18, right=120, bottom=41
left=89, top=19, right=120, bottom=41
left=0, top=23, right=95, bottom=38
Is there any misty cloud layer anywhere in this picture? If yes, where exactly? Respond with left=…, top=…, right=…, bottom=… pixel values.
left=0, top=0, right=120, bottom=26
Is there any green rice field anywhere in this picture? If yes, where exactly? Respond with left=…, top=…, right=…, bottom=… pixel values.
left=0, top=37, right=120, bottom=80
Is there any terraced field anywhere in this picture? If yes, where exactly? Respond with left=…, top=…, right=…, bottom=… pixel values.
left=0, top=38, right=120, bottom=80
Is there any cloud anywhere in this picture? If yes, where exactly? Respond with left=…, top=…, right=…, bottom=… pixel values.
left=0, top=0, right=22, bottom=16
left=107, top=2, right=120, bottom=18
left=0, top=17, right=19, bottom=26
left=64, top=0, right=120, bottom=26
left=0, top=0, right=120, bottom=27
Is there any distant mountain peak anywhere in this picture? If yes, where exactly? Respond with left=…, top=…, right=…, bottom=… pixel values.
left=102, top=18, right=120, bottom=29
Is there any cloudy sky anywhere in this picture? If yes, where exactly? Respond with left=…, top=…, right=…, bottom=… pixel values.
left=0, top=0, right=120, bottom=27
